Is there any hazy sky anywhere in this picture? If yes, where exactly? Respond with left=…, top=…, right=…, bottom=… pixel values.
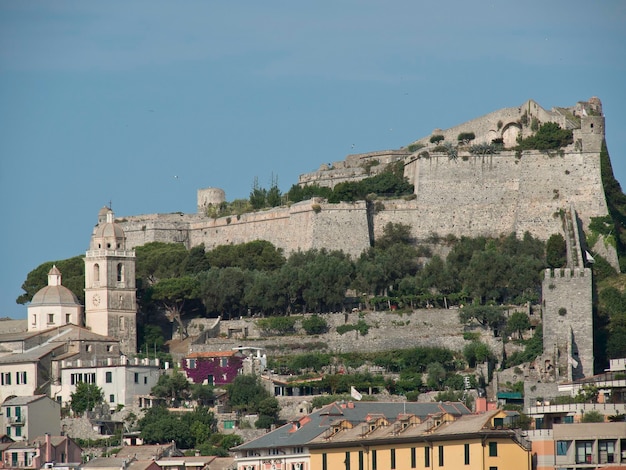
left=1, top=1, right=625, bottom=319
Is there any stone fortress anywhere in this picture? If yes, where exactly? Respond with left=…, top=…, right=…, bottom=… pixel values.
left=116, top=97, right=612, bottom=380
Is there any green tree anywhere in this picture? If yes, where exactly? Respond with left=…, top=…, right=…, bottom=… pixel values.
left=151, top=276, right=200, bottom=338
left=17, top=256, right=85, bottom=305
left=459, top=305, right=506, bottom=336
left=70, top=382, right=104, bottom=415
left=546, top=233, right=566, bottom=268
left=506, top=312, right=531, bottom=339
left=301, top=315, right=329, bottom=335
left=151, top=371, right=191, bottom=405
left=425, top=362, right=446, bottom=390
left=227, top=375, right=273, bottom=414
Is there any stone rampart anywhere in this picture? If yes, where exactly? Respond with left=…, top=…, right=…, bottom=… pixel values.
left=187, top=310, right=501, bottom=357
left=116, top=98, right=613, bottom=270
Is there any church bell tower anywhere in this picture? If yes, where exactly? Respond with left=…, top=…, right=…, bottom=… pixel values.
left=85, top=206, right=137, bottom=356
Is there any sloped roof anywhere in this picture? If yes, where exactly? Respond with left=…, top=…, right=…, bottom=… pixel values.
left=187, top=351, right=237, bottom=358
left=2, top=395, right=47, bottom=406
left=234, top=401, right=471, bottom=451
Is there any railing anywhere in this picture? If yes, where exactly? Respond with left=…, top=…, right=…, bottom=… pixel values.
left=86, top=249, right=135, bottom=257
left=8, top=416, right=24, bottom=425
left=512, top=429, right=532, bottom=451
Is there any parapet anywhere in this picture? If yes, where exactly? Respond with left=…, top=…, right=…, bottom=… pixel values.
left=543, top=267, right=592, bottom=279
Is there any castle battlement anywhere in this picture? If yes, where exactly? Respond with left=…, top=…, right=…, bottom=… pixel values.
left=544, top=267, right=592, bottom=279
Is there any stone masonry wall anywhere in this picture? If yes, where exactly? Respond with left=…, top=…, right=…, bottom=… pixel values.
left=186, top=310, right=502, bottom=358
left=541, top=268, right=593, bottom=381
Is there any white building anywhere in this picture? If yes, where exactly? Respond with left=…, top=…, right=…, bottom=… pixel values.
left=27, top=266, right=83, bottom=332
left=57, top=356, right=161, bottom=411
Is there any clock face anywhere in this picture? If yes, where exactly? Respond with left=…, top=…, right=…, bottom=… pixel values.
left=92, top=294, right=101, bottom=306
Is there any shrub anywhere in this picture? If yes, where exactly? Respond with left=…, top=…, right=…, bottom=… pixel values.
left=457, top=132, right=476, bottom=143
left=430, top=135, right=444, bottom=144
left=581, top=410, right=604, bottom=423
left=301, top=315, right=329, bottom=335
left=517, top=122, right=573, bottom=151
left=256, top=316, right=297, bottom=335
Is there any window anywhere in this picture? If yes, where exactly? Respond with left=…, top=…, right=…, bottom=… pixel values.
left=66, top=313, right=71, bottom=323
left=556, top=441, right=569, bottom=456
left=188, top=359, right=197, bottom=369
left=390, top=448, right=396, bottom=469
left=410, top=447, right=416, bottom=468
left=489, top=442, right=498, bottom=457
left=345, top=451, right=351, bottom=470
left=94, top=264, right=100, bottom=282
left=5, top=427, right=9, bottom=437
left=117, top=263, right=124, bottom=282
left=48, top=313, right=55, bottom=324
left=32, top=314, right=36, bottom=325
left=6, top=408, right=10, bottom=417
left=371, top=449, right=377, bottom=470
left=438, top=445, right=444, bottom=466
left=576, top=441, right=593, bottom=464
left=107, top=345, right=113, bottom=352
left=489, top=467, right=498, bottom=470
left=465, top=443, right=470, bottom=464
left=322, top=453, right=327, bottom=470
left=599, top=440, right=616, bottom=464
left=85, top=345, right=92, bottom=352
left=425, top=447, right=430, bottom=467
left=16, top=371, right=27, bottom=385
left=294, top=447, right=304, bottom=454
left=109, top=394, right=115, bottom=403
left=359, top=451, right=364, bottom=470
left=134, top=373, right=139, bottom=384
left=563, top=415, right=574, bottom=423
left=144, top=377, right=147, bottom=384
left=15, top=426, right=21, bottom=438
left=106, top=372, right=112, bottom=383
left=221, top=357, right=228, bottom=367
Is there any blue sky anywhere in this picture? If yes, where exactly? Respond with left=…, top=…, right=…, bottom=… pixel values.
left=1, top=1, right=625, bottom=319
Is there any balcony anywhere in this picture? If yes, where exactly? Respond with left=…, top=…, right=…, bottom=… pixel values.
left=8, top=416, right=24, bottom=425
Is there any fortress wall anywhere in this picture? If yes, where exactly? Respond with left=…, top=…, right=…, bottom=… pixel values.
left=310, top=201, right=371, bottom=258
left=391, top=148, right=608, bottom=242
left=541, top=268, right=593, bottom=380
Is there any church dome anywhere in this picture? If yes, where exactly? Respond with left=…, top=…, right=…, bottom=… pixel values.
left=91, top=207, right=126, bottom=250
left=31, top=266, right=81, bottom=306
left=31, top=285, right=81, bottom=306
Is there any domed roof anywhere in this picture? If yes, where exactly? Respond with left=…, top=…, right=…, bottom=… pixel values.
left=93, top=221, right=126, bottom=240
left=31, top=285, right=81, bottom=306
left=31, top=266, right=81, bottom=306
left=91, top=207, right=126, bottom=249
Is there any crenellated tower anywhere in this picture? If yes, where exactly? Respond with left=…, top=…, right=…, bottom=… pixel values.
left=84, top=206, right=137, bottom=356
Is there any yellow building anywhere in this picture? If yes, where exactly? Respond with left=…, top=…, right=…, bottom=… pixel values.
left=307, top=409, right=531, bottom=470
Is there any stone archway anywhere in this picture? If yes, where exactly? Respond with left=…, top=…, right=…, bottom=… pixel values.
left=501, top=122, right=522, bottom=148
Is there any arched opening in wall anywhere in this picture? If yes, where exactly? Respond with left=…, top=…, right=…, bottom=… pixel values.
left=94, top=264, right=100, bottom=283
left=117, top=263, right=124, bottom=282
left=501, top=122, right=521, bottom=148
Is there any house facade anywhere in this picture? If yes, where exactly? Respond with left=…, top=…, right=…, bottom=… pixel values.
left=182, top=351, right=243, bottom=386
left=1, top=396, right=60, bottom=442
left=56, top=356, right=161, bottom=410
left=0, top=434, right=81, bottom=470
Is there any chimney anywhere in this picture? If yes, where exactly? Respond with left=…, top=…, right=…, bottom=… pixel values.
left=45, top=433, right=52, bottom=464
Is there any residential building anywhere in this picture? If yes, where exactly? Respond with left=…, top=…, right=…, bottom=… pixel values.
left=1, top=395, right=60, bottom=442
left=233, top=401, right=473, bottom=470
left=307, top=409, right=531, bottom=470
left=0, top=434, right=81, bottom=470
left=553, top=422, right=626, bottom=468
left=182, top=351, right=243, bottom=386
left=56, top=356, right=161, bottom=411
